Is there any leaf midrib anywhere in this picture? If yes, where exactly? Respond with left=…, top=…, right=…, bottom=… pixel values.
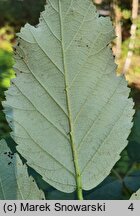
left=58, top=0, right=83, bottom=197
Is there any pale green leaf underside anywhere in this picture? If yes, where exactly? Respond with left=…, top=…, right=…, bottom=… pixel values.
left=3, top=0, right=134, bottom=193
left=0, top=139, right=44, bottom=200
left=130, top=190, right=140, bottom=200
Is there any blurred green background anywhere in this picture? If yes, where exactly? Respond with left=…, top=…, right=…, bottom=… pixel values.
left=0, top=0, right=140, bottom=199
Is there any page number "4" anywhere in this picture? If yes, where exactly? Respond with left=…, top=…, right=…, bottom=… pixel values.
left=128, top=203, right=134, bottom=211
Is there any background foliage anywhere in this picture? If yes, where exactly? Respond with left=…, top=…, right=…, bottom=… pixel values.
left=0, top=0, right=140, bottom=199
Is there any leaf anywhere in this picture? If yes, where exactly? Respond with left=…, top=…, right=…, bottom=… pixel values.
left=127, top=110, right=140, bottom=162
left=3, top=0, right=134, bottom=196
left=85, top=177, right=123, bottom=200
left=124, top=171, right=140, bottom=193
left=0, top=139, right=45, bottom=199
left=130, top=189, right=140, bottom=200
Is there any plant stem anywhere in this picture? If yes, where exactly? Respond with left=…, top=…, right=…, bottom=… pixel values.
left=77, top=186, right=83, bottom=200
left=112, top=168, right=123, bottom=182
left=69, top=132, right=83, bottom=200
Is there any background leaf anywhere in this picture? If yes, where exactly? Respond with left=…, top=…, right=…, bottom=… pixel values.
left=130, top=189, right=140, bottom=200
left=0, top=139, right=45, bottom=200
